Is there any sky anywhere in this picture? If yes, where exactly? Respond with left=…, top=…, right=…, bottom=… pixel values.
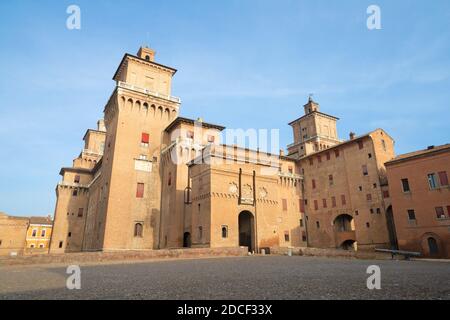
left=0, top=0, right=449, bottom=217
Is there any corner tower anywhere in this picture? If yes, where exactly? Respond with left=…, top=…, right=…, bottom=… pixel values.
left=287, top=97, right=341, bottom=158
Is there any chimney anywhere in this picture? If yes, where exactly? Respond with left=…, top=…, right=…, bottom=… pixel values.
left=427, top=145, right=435, bottom=150
left=97, top=119, right=106, bottom=132
left=280, top=149, right=285, bottom=156
left=349, top=132, right=356, bottom=140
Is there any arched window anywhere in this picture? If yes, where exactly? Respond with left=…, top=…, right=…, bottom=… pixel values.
left=134, top=223, right=143, bottom=237
left=221, top=226, right=228, bottom=238
left=145, top=55, right=150, bottom=61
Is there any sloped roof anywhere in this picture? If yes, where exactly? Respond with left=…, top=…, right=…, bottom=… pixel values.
left=385, top=143, right=450, bottom=165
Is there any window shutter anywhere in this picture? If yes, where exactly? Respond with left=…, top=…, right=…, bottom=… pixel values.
left=136, top=183, right=144, bottom=198
left=438, top=171, right=448, bottom=186
left=141, top=133, right=149, bottom=143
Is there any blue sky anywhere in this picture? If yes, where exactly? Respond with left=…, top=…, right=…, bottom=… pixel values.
left=0, top=0, right=449, bottom=217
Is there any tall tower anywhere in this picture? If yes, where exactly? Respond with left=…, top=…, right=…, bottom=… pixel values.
left=85, top=47, right=181, bottom=251
left=287, top=97, right=341, bottom=158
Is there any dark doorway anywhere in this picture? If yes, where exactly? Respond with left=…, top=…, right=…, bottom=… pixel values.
left=183, top=232, right=191, bottom=248
left=428, top=237, right=439, bottom=256
left=340, top=240, right=356, bottom=251
left=238, top=211, right=255, bottom=252
left=385, top=206, right=399, bottom=250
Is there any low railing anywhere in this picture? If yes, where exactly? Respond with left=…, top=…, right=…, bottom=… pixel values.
left=118, top=81, right=181, bottom=104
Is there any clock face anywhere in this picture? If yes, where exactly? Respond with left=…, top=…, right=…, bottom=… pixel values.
left=229, top=183, right=238, bottom=194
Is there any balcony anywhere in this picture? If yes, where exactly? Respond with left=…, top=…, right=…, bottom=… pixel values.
left=118, top=81, right=181, bottom=104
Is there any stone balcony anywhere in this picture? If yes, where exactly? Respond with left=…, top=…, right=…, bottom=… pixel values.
left=117, top=81, right=181, bottom=104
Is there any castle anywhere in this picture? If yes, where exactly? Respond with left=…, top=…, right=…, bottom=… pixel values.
left=49, top=47, right=397, bottom=253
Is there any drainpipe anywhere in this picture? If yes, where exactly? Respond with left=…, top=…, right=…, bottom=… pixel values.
left=253, top=170, right=258, bottom=254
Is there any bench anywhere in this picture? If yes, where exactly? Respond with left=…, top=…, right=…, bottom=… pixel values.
left=375, top=248, right=421, bottom=260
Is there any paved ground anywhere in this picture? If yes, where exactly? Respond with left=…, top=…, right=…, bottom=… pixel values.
left=0, top=256, right=449, bottom=300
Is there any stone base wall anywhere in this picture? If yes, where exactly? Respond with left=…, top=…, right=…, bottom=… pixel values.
left=0, top=247, right=248, bottom=266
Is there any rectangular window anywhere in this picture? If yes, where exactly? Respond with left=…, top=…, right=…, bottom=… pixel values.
left=438, top=171, right=449, bottom=186
left=317, top=155, right=322, bottom=163
left=302, top=231, right=307, bottom=242
left=32, top=229, right=37, bottom=237
left=381, top=139, right=386, bottom=151
left=300, top=219, right=304, bottom=227
left=428, top=174, right=438, bottom=189
left=74, top=175, right=80, bottom=183
left=362, top=165, right=368, bottom=176
left=366, top=194, right=372, bottom=201
left=78, top=208, right=84, bottom=217
left=168, top=172, right=172, bottom=186
left=383, top=190, right=390, bottom=198
left=59, top=241, right=63, bottom=248
left=329, top=174, right=334, bottom=186
left=187, top=130, right=194, bottom=139
left=447, top=206, right=450, bottom=217
left=309, top=158, right=313, bottom=166
left=282, top=199, right=287, bottom=211
left=341, top=195, right=346, bottom=206
left=288, top=166, right=293, bottom=174
left=326, top=153, right=330, bottom=160
left=408, top=209, right=416, bottom=220
left=314, top=200, right=319, bottom=211
left=358, top=141, right=364, bottom=149
left=198, top=226, right=203, bottom=240
left=435, top=207, right=445, bottom=219
left=141, top=132, right=149, bottom=144
left=401, top=178, right=410, bottom=192
left=316, top=221, right=320, bottom=229
left=299, top=199, right=305, bottom=213
left=136, top=183, right=144, bottom=198
left=312, top=179, right=316, bottom=189
left=331, top=196, right=336, bottom=208
left=284, top=231, right=290, bottom=242
left=41, top=229, right=46, bottom=237
left=72, top=189, right=78, bottom=197
left=322, top=199, right=327, bottom=208
left=334, top=149, right=340, bottom=158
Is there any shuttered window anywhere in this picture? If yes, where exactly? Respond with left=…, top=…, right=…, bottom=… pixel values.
left=141, top=133, right=149, bottom=144
left=438, top=171, right=448, bottom=186
left=136, top=183, right=144, bottom=198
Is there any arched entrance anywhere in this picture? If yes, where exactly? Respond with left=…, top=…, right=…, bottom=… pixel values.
left=333, top=214, right=356, bottom=250
left=238, top=211, right=255, bottom=252
left=334, top=214, right=354, bottom=232
left=385, top=206, right=398, bottom=250
left=183, top=232, right=191, bottom=248
left=428, top=237, right=439, bottom=256
left=340, top=240, right=356, bottom=251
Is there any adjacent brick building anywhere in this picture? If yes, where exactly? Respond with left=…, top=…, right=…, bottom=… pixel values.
left=386, top=144, right=450, bottom=258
